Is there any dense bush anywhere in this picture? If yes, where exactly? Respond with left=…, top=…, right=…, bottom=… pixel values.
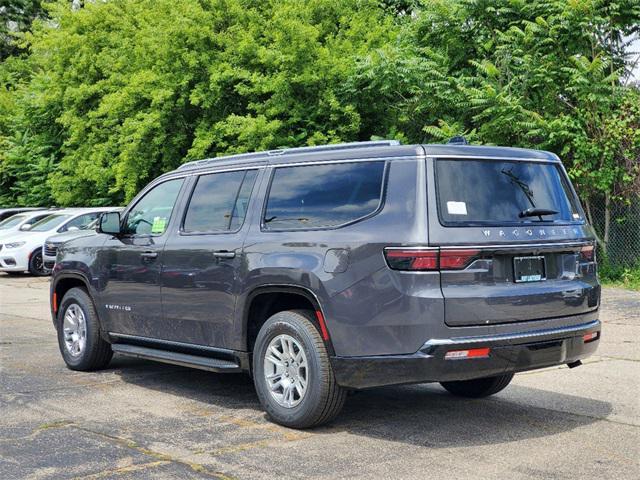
left=0, top=1, right=638, bottom=279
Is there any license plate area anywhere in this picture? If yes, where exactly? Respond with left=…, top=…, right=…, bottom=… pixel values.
left=513, top=256, right=546, bottom=283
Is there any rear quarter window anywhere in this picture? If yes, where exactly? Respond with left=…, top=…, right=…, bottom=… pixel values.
left=264, top=161, right=386, bottom=230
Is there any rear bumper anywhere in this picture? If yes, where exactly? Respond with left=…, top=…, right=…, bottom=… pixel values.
left=331, top=319, right=601, bottom=389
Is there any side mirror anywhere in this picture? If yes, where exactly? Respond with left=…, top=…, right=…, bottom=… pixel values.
left=20, top=224, right=32, bottom=231
left=67, top=226, right=80, bottom=232
left=98, top=212, right=121, bottom=235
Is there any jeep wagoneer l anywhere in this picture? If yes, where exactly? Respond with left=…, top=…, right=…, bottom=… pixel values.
left=50, top=141, right=601, bottom=428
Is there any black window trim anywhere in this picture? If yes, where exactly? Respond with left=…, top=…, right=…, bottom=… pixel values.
left=432, top=157, right=586, bottom=228
left=179, top=168, right=259, bottom=236
left=120, top=177, right=186, bottom=238
left=260, top=160, right=390, bottom=233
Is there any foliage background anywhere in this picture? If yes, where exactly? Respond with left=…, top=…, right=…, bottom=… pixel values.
left=1, top=0, right=639, bottom=283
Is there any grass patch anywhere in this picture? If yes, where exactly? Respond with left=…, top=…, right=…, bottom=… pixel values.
left=599, top=259, right=640, bottom=291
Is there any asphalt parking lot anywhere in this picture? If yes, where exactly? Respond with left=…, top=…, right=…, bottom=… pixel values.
left=0, top=275, right=638, bottom=480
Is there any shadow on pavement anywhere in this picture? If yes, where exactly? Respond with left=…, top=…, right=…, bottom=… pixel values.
left=110, top=355, right=611, bottom=448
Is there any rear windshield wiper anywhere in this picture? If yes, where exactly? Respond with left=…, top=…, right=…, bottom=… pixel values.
left=519, top=207, right=559, bottom=219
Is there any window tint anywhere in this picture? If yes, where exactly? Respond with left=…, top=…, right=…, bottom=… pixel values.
left=125, top=178, right=184, bottom=235
left=29, top=214, right=72, bottom=232
left=264, top=162, right=385, bottom=229
left=0, top=215, right=26, bottom=229
left=183, top=170, right=257, bottom=233
left=25, top=213, right=51, bottom=227
left=435, top=159, right=581, bottom=225
left=60, top=213, right=101, bottom=232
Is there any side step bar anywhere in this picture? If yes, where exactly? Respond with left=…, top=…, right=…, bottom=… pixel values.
left=111, top=344, right=242, bottom=373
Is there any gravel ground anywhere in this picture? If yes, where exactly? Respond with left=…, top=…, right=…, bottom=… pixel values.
left=0, top=275, right=638, bottom=480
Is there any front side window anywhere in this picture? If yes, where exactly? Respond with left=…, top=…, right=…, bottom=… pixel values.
left=29, top=214, right=73, bottom=232
left=435, top=159, right=581, bottom=226
left=125, top=178, right=184, bottom=235
left=183, top=170, right=257, bottom=233
left=264, top=161, right=386, bottom=230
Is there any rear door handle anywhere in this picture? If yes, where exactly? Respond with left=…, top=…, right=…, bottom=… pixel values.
left=140, top=251, right=158, bottom=259
left=213, top=251, right=236, bottom=259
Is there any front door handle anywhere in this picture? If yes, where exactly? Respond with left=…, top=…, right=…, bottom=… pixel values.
left=140, top=251, right=158, bottom=259
left=213, top=250, right=236, bottom=259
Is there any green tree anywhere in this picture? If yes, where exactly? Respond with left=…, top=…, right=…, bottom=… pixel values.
left=391, top=0, right=640, bottom=254
left=1, top=0, right=398, bottom=205
left=1, top=1, right=47, bottom=60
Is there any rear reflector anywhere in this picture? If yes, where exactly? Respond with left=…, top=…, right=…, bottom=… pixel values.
left=444, top=347, right=491, bottom=360
left=583, top=331, right=599, bottom=343
left=315, top=310, right=330, bottom=341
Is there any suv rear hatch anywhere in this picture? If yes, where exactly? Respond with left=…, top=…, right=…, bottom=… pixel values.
left=427, top=157, right=599, bottom=327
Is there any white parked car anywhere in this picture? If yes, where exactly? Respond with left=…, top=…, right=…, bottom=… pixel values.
left=0, top=208, right=114, bottom=276
left=0, top=210, right=55, bottom=240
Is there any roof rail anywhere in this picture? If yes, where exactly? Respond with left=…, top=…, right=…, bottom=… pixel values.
left=177, top=140, right=401, bottom=170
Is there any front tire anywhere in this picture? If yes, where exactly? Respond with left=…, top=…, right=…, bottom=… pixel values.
left=253, top=310, right=346, bottom=428
left=28, top=249, right=48, bottom=276
left=440, top=373, right=514, bottom=398
left=57, top=287, right=113, bottom=371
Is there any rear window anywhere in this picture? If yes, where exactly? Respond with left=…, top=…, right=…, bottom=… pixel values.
left=264, top=161, right=386, bottom=230
left=435, top=159, right=581, bottom=226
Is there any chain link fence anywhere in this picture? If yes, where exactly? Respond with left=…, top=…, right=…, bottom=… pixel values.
left=584, top=193, right=640, bottom=270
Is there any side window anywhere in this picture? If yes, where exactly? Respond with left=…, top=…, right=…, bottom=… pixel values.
left=26, top=214, right=50, bottom=227
left=60, top=213, right=100, bottom=232
left=183, top=170, right=257, bottom=233
left=264, top=161, right=385, bottom=230
left=125, top=178, right=184, bottom=235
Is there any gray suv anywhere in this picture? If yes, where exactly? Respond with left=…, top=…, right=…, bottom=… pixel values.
left=50, top=141, right=601, bottom=428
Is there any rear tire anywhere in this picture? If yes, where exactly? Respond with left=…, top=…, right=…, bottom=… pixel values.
left=253, top=310, right=346, bottom=428
left=57, top=287, right=112, bottom=371
left=28, top=249, right=48, bottom=276
left=440, top=373, right=514, bottom=398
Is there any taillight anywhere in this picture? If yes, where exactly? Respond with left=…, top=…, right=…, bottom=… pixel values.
left=580, top=245, right=595, bottom=262
left=384, top=248, right=480, bottom=271
left=440, top=249, right=480, bottom=270
left=384, top=249, right=438, bottom=271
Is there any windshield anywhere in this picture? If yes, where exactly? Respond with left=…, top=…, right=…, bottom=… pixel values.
left=435, top=159, right=581, bottom=225
left=28, top=214, right=72, bottom=232
left=0, top=215, right=26, bottom=229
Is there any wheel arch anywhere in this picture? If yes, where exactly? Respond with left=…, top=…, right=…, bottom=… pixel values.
left=51, top=272, right=92, bottom=326
left=242, top=285, right=333, bottom=356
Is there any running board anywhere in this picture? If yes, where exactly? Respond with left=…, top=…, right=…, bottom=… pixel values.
left=111, top=344, right=242, bottom=372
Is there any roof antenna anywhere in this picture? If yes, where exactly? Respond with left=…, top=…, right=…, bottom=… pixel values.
left=447, top=136, right=468, bottom=145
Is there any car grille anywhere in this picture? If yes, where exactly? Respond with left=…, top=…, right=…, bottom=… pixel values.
left=44, top=244, right=58, bottom=256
